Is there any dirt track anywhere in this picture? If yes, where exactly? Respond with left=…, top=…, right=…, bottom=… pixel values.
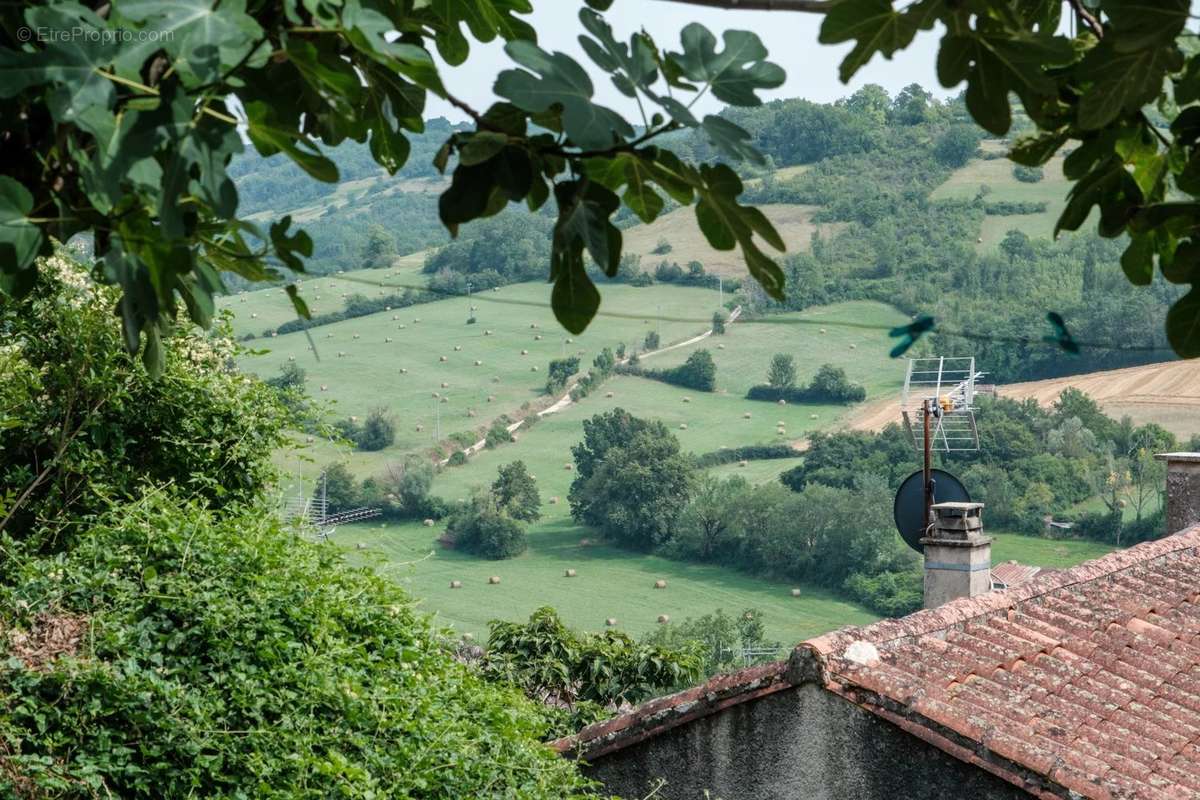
left=844, top=360, right=1200, bottom=439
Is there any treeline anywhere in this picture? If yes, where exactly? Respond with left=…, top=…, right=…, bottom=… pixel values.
left=747, top=360, right=865, bottom=404
left=617, top=350, right=717, bottom=392
left=781, top=390, right=1176, bottom=545
left=565, top=409, right=921, bottom=617
left=253, top=287, right=436, bottom=338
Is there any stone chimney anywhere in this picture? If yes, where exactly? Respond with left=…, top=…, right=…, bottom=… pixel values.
left=921, top=501, right=990, bottom=609
left=1154, top=453, right=1200, bottom=535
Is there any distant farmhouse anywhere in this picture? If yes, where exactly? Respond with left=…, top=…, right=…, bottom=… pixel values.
left=554, top=454, right=1200, bottom=799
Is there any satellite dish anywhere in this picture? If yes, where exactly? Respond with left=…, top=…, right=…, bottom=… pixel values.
left=893, top=469, right=970, bottom=553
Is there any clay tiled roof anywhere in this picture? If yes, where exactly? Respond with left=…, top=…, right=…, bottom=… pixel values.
left=991, top=560, right=1043, bottom=589
left=795, top=526, right=1200, bottom=800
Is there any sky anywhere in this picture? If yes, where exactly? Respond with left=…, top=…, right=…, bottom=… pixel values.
left=425, top=0, right=949, bottom=122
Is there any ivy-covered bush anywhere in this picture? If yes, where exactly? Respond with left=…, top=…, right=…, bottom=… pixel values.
left=0, top=495, right=591, bottom=797
left=0, top=250, right=286, bottom=547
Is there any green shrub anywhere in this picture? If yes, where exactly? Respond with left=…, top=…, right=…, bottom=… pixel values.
left=0, top=495, right=590, bottom=797
left=618, top=349, right=717, bottom=392
left=445, top=498, right=528, bottom=559
left=1012, top=164, right=1044, bottom=182
left=448, top=450, right=468, bottom=466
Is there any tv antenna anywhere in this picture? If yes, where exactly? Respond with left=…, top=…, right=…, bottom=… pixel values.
left=894, top=357, right=982, bottom=550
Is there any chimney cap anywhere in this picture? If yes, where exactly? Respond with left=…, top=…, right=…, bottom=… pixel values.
left=1154, top=452, right=1200, bottom=463
left=932, top=501, right=984, bottom=511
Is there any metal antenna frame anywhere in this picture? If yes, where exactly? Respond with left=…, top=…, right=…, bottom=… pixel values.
left=900, top=356, right=983, bottom=454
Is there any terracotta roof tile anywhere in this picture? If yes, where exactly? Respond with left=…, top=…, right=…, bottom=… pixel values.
left=799, top=525, right=1200, bottom=799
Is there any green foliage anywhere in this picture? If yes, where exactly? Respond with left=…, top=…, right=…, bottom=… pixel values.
left=643, top=330, right=660, bottom=350
left=318, top=462, right=363, bottom=514
left=934, top=124, right=982, bottom=168
left=546, top=356, right=581, bottom=394
left=748, top=362, right=865, bottom=404
left=619, top=349, right=717, bottom=391
left=446, top=498, right=529, bottom=560
left=0, top=494, right=593, bottom=797
left=363, top=456, right=442, bottom=521
left=0, top=251, right=285, bottom=544
left=1012, top=164, right=1045, bottom=183
left=693, top=444, right=798, bottom=468
left=337, top=407, right=396, bottom=452
left=485, top=416, right=516, bottom=449
left=492, top=460, right=542, bottom=522
left=766, top=352, right=797, bottom=390
left=0, top=1, right=789, bottom=366
left=712, top=310, right=726, bottom=334
left=652, top=237, right=673, bottom=255
left=641, top=608, right=781, bottom=678
left=484, top=607, right=702, bottom=719
left=361, top=223, right=398, bottom=268
left=569, top=408, right=696, bottom=550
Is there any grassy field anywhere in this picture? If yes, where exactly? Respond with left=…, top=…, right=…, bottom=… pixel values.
left=218, top=251, right=429, bottom=338
left=337, top=517, right=879, bottom=644
left=989, top=530, right=1116, bottom=568
left=931, top=140, right=1071, bottom=247
left=236, top=281, right=726, bottom=455
left=620, top=203, right=837, bottom=277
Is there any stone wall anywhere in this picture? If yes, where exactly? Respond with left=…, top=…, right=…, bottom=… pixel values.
left=583, top=683, right=1031, bottom=800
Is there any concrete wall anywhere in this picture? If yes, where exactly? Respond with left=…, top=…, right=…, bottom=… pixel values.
left=584, top=684, right=1031, bottom=800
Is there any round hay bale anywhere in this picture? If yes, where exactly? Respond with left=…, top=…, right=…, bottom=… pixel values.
left=385, top=337, right=393, bottom=343
left=485, top=329, right=493, bottom=335
left=605, top=391, right=614, bottom=398
left=356, top=542, right=367, bottom=550
left=326, top=333, right=334, bottom=339
left=400, top=368, right=407, bottom=374
left=564, top=568, right=577, bottom=578
left=441, top=382, right=449, bottom=388
left=423, top=518, right=434, bottom=526
left=605, top=618, right=617, bottom=627
left=657, top=614, right=670, bottom=624
left=679, top=423, right=688, bottom=430
left=488, top=576, right=501, bottom=585
left=791, top=588, right=802, bottom=597
left=492, top=287, right=499, bottom=292
left=654, top=580, right=667, bottom=589
left=432, top=392, right=440, bottom=398
left=288, top=355, right=296, bottom=361
left=306, top=436, right=315, bottom=443
left=350, top=415, right=359, bottom=423
left=520, top=349, right=529, bottom=355
left=976, top=237, right=983, bottom=244
left=566, top=338, right=573, bottom=344
left=440, top=397, right=448, bottom=404
left=682, top=396, right=690, bottom=403
left=579, top=538, right=591, bottom=547
left=399, top=324, right=407, bottom=329
left=250, top=312, right=258, bottom=319
left=320, top=385, right=328, bottom=392
left=549, top=496, right=559, bottom=504
left=530, top=365, right=538, bottom=372
left=530, top=323, right=538, bottom=329
left=385, top=306, right=391, bottom=311
left=439, top=355, right=448, bottom=362
left=454, top=345, right=462, bottom=351
left=414, top=318, right=421, bottom=323
left=849, top=343, right=857, bottom=350
left=467, top=410, right=476, bottom=418
left=777, top=398, right=787, bottom=406
left=415, top=424, right=423, bottom=432
left=743, top=412, right=752, bottom=419
left=486, top=395, right=495, bottom=402
left=475, top=360, right=482, bottom=366
left=449, top=580, right=462, bottom=589
left=353, top=333, right=360, bottom=340
left=534, top=334, right=542, bottom=340
left=717, top=343, right=725, bottom=349
left=777, top=420, right=786, bottom=427
left=819, top=328, right=827, bottom=334
left=461, top=632, right=474, bottom=642
left=738, top=459, right=749, bottom=467
left=271, top=332, right=278, bottom=338
left=810, top=413, right=819, bottom=420
left=563, top=463, right=573, bottom=471
left=337, top=351, right=346, bottom=358
left=470, top=305, right=477, bottom=311
left=492, top=376, right=501, bottom=383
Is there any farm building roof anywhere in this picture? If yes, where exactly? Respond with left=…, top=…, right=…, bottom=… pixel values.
left=799, top=524, right=1200, bottom=799
left=556, top=527, right=1200, bottom=799
left=990, top=559, right=1043, bottom=589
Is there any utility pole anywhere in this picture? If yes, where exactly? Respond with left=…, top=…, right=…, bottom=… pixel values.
left=434, top=398, right=441, bottom=441
left=656, top=304, right=661, bottom=341
left=923, top=398, right=933, bottom=535
left=717, top=275, right=723, bottom=307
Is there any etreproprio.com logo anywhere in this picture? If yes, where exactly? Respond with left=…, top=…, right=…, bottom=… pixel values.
left=17, top=26, right=175, bottom=44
